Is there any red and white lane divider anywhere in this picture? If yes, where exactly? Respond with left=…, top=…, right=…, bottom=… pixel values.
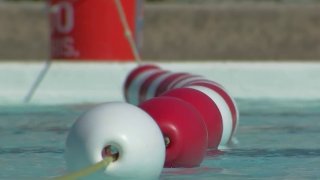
left=124, top=64, right=239, bottom=149
left=63, top=64, right=240, bottom=179
left=161, top=88, right=223, bottom=149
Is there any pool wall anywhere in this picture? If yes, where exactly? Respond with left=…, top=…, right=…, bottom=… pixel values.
left=1, top=61, right=319, bottom=104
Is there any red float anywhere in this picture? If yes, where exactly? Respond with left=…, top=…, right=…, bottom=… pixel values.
left=161, top=88, right=223, bottom=149
left=139, top=97, right=207, bottom=168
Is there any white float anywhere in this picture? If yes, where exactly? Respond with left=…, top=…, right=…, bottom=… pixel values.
left=65, top=102, right=165, bottom=179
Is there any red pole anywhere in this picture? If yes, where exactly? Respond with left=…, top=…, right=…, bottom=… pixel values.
left=50, top=0, right=143, bottom=61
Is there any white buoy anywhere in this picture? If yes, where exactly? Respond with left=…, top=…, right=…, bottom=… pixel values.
left=65, top=102, right=165, bottom=179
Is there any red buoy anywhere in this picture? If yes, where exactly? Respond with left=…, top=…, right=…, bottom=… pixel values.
left=139, top=97, right=208, bottom=168
left=161, top=88, right=223, bottom=149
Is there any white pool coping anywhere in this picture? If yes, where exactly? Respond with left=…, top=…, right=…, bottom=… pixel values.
left=1, top=61, right=319, bottom=105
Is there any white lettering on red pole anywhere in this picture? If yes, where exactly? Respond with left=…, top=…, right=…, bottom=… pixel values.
left=53, top=1, right=74, bottom=34
left=51, top=1, right=79, bottom=58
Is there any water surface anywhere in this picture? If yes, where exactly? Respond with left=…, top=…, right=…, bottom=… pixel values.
left=1, top=100, right=320, bottom=179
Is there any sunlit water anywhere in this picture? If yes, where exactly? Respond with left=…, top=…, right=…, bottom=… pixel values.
left=1, top=100, right=320, bottom=179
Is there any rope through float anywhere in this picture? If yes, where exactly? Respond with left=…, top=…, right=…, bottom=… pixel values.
left=53, top=157, right=114, bottom=180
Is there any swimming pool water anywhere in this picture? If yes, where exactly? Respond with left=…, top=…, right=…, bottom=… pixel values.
left=1, top=100, right=320, bottom=179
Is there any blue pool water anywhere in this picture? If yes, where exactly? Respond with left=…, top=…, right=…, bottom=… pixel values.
left=1, top=100, right=320, bottom=179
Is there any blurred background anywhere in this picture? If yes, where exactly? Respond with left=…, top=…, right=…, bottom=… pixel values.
left=0, top=0, right=320, bottom=61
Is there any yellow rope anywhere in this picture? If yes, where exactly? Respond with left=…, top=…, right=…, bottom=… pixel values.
left=53, top=157, right=113, bottom=180
left=113, top=0, right=142, bottom=64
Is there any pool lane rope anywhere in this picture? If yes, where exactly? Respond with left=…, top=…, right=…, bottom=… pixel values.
left=124, top=65, right=240, bottom=150
left=24, top=0, right=141, bottom=103
left=54, top=157, right=114, bottom=180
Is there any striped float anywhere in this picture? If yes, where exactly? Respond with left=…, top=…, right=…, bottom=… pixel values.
left=123, top=64, right=239, bottom=148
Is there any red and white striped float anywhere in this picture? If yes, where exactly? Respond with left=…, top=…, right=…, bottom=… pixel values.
left=123, top=65, right=239, bottom=148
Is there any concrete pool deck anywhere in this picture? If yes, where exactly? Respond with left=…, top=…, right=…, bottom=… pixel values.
left=0, top=61, right=319, bottom=105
